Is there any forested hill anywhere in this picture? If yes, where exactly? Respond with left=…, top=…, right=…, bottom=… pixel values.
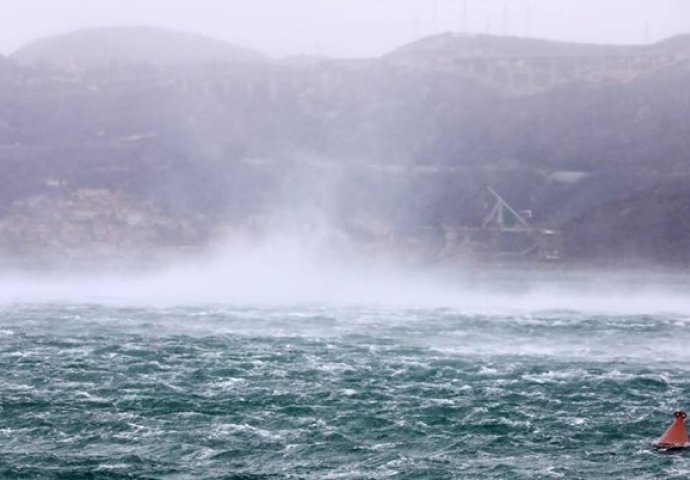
left=1, top=27, right=690, bottom=266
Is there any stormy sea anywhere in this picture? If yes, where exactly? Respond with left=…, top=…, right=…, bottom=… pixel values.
left=1, top=271, right=690, bottom=479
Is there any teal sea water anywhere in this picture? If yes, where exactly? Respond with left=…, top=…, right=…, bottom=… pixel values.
left=1, top=303, right=690, bottom=479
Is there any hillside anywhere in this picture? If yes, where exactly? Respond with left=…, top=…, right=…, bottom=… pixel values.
left=1, top=28, right=690, bottom=266
left=12, top=26, right=266, bottom=69
left=389, top=33, right=690, bottom=60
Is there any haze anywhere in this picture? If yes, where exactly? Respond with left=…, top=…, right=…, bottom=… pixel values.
left=3, top=238, right=690, bottom=315
left=1, top=0, right=689, bottom=57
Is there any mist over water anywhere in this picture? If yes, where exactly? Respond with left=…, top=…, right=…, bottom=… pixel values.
left=2, top=230, right=690, bottom=316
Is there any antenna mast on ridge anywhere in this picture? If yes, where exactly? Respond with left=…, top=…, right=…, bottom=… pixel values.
left=501, top=3, right=509, bottom=36
left=462, top=0, right=469, bottom=34
left=524, top=4, right=532, bottom=38
left=433, top=0, right=439, bottom=34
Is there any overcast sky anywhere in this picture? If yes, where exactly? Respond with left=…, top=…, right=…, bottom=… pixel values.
left=1, top=0, right=689, bottom=58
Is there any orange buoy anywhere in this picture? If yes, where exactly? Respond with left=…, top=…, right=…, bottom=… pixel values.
left=656, top=411, right=689, bottom=449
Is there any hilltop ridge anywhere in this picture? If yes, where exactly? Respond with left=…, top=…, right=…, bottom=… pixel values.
left=12, top=26, right=266, bottom=69
left=389, top=33, right=690, bottom=59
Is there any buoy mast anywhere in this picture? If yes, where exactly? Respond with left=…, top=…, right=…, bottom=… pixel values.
left=656, top=411, right=689, bottom=449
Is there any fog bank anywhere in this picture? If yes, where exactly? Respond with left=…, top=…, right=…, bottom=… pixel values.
left=1, top=233, right=690, bottom=316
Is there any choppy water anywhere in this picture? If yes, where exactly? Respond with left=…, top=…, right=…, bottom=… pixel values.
left=1, top=303, right=690, bottom=479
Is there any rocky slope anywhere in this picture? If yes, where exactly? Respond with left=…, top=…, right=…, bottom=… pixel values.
left=1, top=27, right=690, bottom=266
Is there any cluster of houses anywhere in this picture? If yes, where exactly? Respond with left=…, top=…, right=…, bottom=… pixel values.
left=0, top=188, right=207, bottom=265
